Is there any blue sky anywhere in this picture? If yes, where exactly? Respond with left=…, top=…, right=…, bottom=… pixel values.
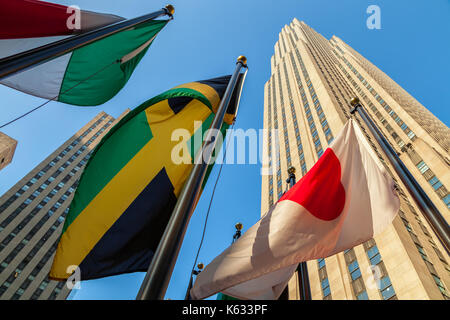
left=0, top=0, right=449, bottom=300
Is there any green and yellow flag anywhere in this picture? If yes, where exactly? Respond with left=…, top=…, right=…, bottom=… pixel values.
left=1, top=17, right=169, bottom=106
left=49, top=75, right=243, bottom=280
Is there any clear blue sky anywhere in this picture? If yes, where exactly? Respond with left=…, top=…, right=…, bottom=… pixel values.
left=0, top=0, right=449, bottom=300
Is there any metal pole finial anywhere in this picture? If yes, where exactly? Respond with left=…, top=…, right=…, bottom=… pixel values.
left=287, top=166, right=296, bottom=187
left=164, top=4, right=175, bottom=16
left=233, top=223, right=243, bottom=243
left=350, top=97, right=361, bottom=114
left=350, top=97, right=360, bottom=106
left=237, top=55, right=247, bottom=66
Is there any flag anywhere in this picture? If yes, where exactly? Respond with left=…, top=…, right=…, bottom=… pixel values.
left=0, top=0, right=124, bottom=39
left=191, top=118, right=400, bottom=300
left=0, top=0, right=168, bottom=106
left=49, top=75, right=244, bottom=281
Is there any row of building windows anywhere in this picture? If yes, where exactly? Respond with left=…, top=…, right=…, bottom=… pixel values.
left=286, top=52, right=307, bottom=176
left=0, top=118, right=113, bottom=232
left=271, top=77, right=283, bottom=201
left=362, top=239, right=397, bottom=300
left=277, top=68, right=293, bottom=175
left=0, top=188, right=73, bottom=290
left=414, top=158, right=450, bottom=209
left=282, top=59, right=307, bottom=170
left=292, top=48, right=325, bottom=158
left=398, top=209, right=450, bottom=299
left=0, top=213, right=67, bottom=300
left=317, top=258, right=331, bottom=299
left=341, top=55, right=417, bottom=143
left=294, top=24, right=353, bottom=125
left=344, top=248, right=370, bottom=300
left=0, top=116, right=111, bottom=214
left=267, top=81, right=275, bottom=207
left=0, top=151, right=88, bottom=242
left=332, top=48, right=450, bottom=297
left=0, top=115, right=114, bottom=300
left=332, top=49, right=449, bottom=210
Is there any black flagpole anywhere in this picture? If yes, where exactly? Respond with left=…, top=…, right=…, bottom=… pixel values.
left=0, top=5, right=174, bottom=81
left=286, top=167, right=312, bottom=300
left=136, top=56, right=248, bottom=300
left=184, top=263, right=204, bottom=300
left=350, top=97, right=450, bottom=254
left=232, top=222, right=243, bottom=243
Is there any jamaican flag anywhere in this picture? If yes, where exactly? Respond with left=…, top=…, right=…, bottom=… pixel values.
left=49, top=75, right=244, bottom=280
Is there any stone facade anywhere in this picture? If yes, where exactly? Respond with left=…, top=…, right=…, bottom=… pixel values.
left=0, top=132, right=17, bottom=172
left=0, top=110, right=128, bottom=300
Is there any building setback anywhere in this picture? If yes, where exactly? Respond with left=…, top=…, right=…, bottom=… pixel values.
left=262, top=19, right=450, bottom=300
left=0, top=110, right=128, bottom=300
left=0, top=132, right=17, bottom=172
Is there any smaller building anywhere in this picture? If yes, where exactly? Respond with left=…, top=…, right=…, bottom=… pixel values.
left=0, top=132, right=17, bottom=171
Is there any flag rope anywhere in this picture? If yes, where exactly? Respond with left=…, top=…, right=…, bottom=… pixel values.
left=188, top=121, right=236, bottom=293
left=0, top=59, right=119, bottom=129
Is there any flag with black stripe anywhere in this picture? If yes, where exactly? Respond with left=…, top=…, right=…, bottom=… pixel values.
left=49, top=75, right=244, bottom=280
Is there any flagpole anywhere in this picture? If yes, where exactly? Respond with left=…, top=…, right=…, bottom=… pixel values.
left=232, top=223, right=243, bottom=243
left=350, top=97, right=450, bottom=254
left=286, top=167, right=312, bottom=300
left=136, top=56, right=248, bottom=300
left=0, top=5, right=174, bottom=81
left=184, top=263, right=204, bottom=300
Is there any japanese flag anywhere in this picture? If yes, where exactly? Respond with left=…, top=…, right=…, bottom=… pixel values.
left=191, top=119, right=400, bottom=300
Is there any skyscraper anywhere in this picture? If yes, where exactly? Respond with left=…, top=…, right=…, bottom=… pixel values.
left=262, top=19, right=450, bottom=300
left=0, top=110, right=128, bottom=300
left=0, top=132, right=17, bottom=172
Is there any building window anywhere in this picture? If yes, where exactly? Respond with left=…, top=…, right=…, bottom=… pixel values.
left=318, top=258, right=325, bottom=269
left=416, top=161, right=429, bottom=174
left=379, top=276, right=396, bottom=300
left=357, top=291, right=369, bottom=300
left=344, top=249, right=368, bottom=299
left=317, top=259, right=331, bottom=299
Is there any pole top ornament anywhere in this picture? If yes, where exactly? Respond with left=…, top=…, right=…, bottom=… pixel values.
left=350, top=97, right=360, bottom=107
left=237, top=56, right=247, bottom=65
left=165, top=4, right=175, bottom=15
left=288, top=166, right=296, bottom=175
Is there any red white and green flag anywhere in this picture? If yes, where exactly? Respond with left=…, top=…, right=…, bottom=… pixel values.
left=0, top=0, right=168, bottom=106
left=191, top=119, right=400, bottom=300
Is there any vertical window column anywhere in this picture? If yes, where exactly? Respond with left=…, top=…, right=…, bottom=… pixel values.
left=344, top=249, right=368, bottom=300
left=317, top=258, right=332, bottom=300
left=363, top=239, right=397, bottom=300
